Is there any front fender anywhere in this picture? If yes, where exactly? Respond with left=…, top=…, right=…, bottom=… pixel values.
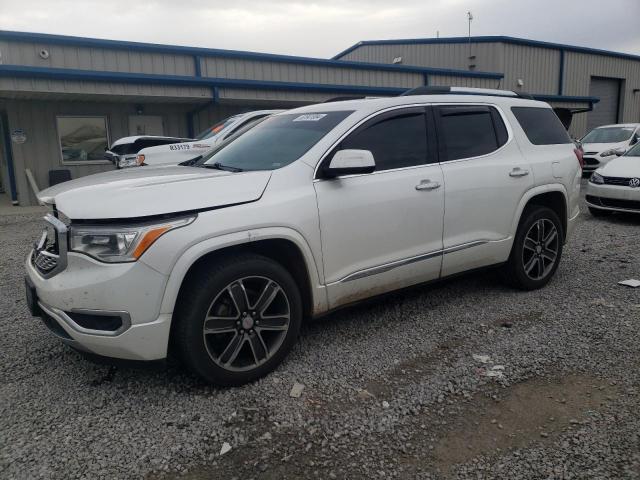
left=157, top=227, right=328, bottom=316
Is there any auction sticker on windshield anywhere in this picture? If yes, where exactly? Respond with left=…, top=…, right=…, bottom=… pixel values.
left=293, top=114, right=327, bottom=122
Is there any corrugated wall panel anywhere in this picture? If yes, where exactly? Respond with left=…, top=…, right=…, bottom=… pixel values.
left=502, top=44, right=559, bottom=94
left=201, top=57, right=423, bottom=88
left=427, top=75, right=500, bottom=89
left=339, top=43, right=505, bottom=72
left=1, top=41, right=196, bottom=76
left=564, top=52, right=640, bottom=136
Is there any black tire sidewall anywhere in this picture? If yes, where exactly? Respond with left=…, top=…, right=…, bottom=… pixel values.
left=176, top=255, right=302, bottom=386
left=508, top=206, right=564, bottom=290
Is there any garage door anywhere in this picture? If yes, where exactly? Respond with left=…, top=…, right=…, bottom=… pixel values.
left=587, top=77, right=621, bottom=131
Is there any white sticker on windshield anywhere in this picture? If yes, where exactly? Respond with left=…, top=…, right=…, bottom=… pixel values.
left=293, top=114, right=327, bottom=122
left=622, top=127, right=634, bottom=131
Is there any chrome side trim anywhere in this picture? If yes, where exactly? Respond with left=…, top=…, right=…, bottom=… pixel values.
left=335, top=239, right=496, bottom=284
left=340, top=249, right=443, bottom=283
left=442, top=240, right=488, bottom=255
left=37, top=300, right=132, bottom=337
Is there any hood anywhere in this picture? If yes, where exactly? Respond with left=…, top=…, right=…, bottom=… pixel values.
left=39, top=165, right=272, bottom=220
left=581, top=141, right=629, bottom=154
left=598, top=156, right=640, bottom=177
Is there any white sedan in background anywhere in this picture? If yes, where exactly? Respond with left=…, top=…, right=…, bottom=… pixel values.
left=136, top=110, right=284, bottom=167
left=586, top=141, right=640, bottom=216
left=581, top=123, right=640, bottom=174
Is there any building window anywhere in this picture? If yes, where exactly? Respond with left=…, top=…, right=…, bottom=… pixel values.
left=56, top=116, right=110, bottom=164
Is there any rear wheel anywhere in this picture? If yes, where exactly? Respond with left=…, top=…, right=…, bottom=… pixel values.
left=588, top=207, right=612, bottom=217
left=174, top=254, right=302, bottom=386
left=503, top=206, right=563, bottom=290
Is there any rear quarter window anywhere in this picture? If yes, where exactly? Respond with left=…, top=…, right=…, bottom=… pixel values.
left=511, top=107, right=572, bottom=145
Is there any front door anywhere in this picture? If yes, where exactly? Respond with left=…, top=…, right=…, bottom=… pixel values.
left=434, top=104, right=534, bottom=276
left=314, top=107, right=445, bottom=308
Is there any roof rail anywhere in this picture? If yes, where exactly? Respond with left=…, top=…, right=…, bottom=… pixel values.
left=323, top=95, right=368, bottom=103
left=401, top=86, right=535, bottom=100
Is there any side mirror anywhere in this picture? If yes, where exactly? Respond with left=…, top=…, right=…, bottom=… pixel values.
left=630, top=134, right=639, bottom=146
left=322, top=149, right=375, bottom=178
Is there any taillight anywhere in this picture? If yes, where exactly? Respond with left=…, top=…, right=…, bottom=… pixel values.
left=574, top=148, right=584, bottom=169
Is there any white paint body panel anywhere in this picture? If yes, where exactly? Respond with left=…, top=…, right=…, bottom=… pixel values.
left=27, top=93, right=580, bottom=361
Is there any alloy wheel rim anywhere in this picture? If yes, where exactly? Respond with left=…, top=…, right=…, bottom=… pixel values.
left=202, top=276, right=291, bottom=372
left=521, top=219, right=559, bottom=281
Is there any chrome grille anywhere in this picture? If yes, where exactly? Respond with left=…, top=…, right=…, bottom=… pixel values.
left=32, top=245, right=59, bottom=273
left=603, top=176, right=633, bottom=186
left=31, top=212, right=69, bottom=278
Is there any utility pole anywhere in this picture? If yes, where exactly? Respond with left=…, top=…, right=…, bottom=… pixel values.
left=467, top=11, right=476, bottom=70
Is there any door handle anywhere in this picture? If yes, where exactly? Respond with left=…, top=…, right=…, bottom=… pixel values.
left=509, top=168, right=530, bottom=177
left=415, top=180, right=441, bottom=191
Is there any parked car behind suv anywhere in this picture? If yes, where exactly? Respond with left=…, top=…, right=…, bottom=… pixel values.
left=580, top=123, right=640, bottom=174
left=104, top=135, right=191, bottom=169
left=25, top=87, right=581, bottom=386
left=136, top=110, right=283, bottom=167
left=586, top=140, right=640, bottom=216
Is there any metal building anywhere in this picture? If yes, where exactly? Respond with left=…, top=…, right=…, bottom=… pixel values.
left=334, top=36, right=640, bottom=138
left=0, top=31, right=637, bottom=206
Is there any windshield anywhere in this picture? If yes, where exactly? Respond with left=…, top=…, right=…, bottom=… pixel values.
left=625, top=142, right=640, bottom=156
left=201, top=111, right=353, bottom=171
left=194, top=115, right=241, bottom=141
left=581, top=126, right=635, bottom=144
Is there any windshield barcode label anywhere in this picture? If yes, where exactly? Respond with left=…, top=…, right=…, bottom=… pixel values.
left=293, top=114, right=327, bottom=122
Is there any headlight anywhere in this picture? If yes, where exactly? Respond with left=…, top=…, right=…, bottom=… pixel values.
left=117, top=156, right=141, bottom=169
left=69, top=216, right=195, bottom=262
left=590, top=172, right=605, bottom=185
left=600, top=148, right=624, bottom=157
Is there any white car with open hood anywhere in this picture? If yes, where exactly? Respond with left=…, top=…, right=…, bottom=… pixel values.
left=586, top=141, right=640, bottom=216
left=25, top=87, right=581, bottom=386
left=580, top=123, right=640, bottom=173
left=136, top=110, right=283, bottom=167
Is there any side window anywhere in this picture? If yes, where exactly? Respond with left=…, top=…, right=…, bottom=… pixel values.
left=437, top=106, right=507, bottom=161
left=338, top=109, right=429, bottom=171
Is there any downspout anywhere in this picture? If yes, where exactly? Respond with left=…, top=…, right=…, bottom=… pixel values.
left=186, top=86, right=218, bottom=138
left=558, top=49, right=565, bottom=95
left=0, top=111, right=19, bottom=205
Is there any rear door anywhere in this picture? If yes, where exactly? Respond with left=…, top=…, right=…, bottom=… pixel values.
left=314, top=107, right=445, bottom=308
left=435, top=104, right=533, bottom=276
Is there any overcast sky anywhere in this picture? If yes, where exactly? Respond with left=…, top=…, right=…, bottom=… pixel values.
left=1, top=0, right=639, bottom=59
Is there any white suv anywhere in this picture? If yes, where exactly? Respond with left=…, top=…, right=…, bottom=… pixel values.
left=25, top=87, right=581, bottom=386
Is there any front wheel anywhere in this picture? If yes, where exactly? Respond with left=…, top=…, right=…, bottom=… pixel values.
left=174, top=254, right=302, bottom=386
left=503, top=206, right=563, bottom=290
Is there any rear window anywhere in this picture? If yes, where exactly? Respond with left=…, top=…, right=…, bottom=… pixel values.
left=511, top=107, right=572, bottom=145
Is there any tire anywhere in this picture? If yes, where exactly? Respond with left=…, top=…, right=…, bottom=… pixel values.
left=588, top=207, right=612, bottom=217
left=503, top=206, right=564, bottom=291
left=173, top=254, right=302, bottom=386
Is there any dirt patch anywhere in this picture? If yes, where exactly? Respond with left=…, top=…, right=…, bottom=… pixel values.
left=424, top=375, right=616, bottom=471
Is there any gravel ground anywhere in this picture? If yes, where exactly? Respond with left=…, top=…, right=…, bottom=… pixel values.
left=1, top=186, right=640, bottom=480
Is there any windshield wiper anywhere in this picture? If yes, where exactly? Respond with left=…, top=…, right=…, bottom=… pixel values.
left=179, top=155, right=203, bottom=167
left=202, top=162, right=244, bottom=172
